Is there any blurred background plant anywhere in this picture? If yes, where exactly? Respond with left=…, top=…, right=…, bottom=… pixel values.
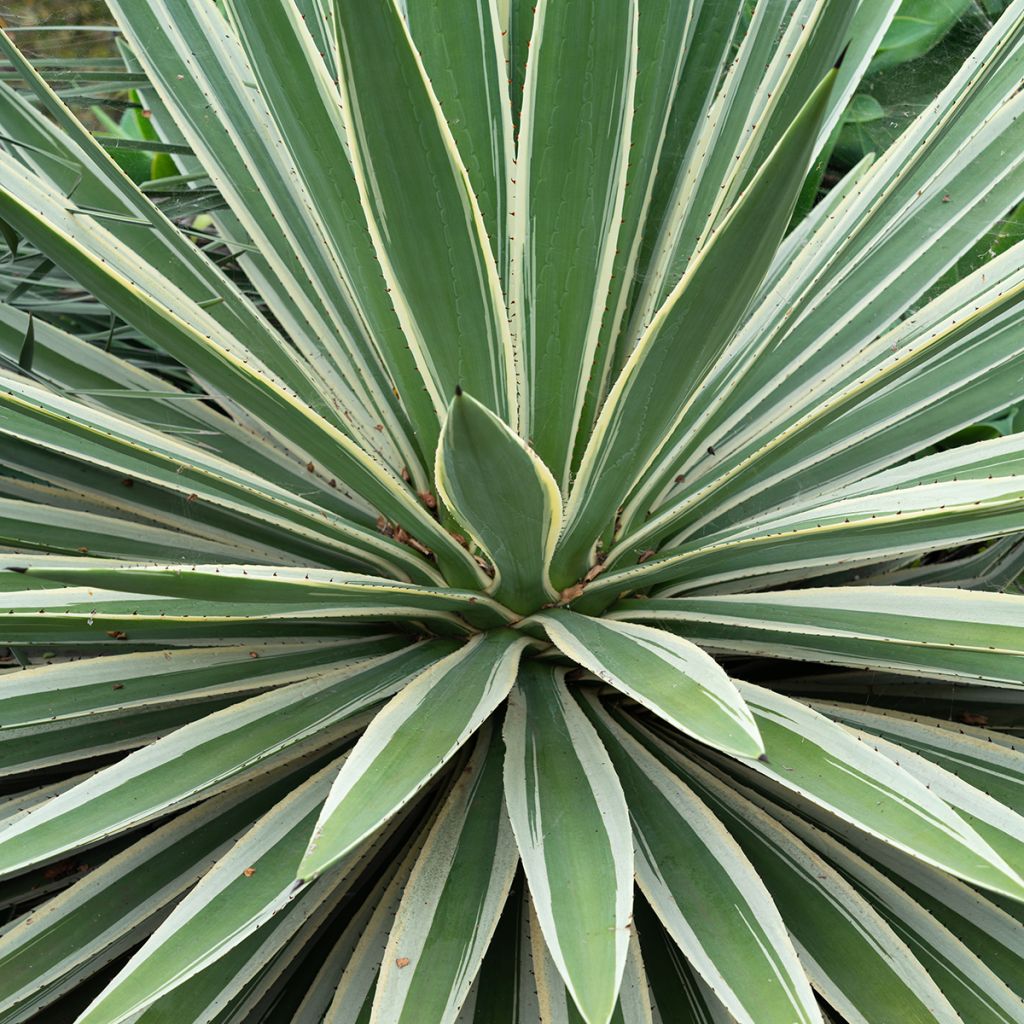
left=0, top=2, right=114, bottom=62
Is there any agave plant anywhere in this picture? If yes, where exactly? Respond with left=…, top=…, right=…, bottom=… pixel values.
left=0, top=0, right=1023, bottom=1021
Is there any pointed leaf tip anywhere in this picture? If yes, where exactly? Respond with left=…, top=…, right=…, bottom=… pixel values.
left=834, top=40, right=851, bottom=70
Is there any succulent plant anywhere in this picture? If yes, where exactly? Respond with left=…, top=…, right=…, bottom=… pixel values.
left=0, top=1, right=1022, bottom=1022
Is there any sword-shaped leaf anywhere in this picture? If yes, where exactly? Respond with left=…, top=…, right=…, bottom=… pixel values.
left=0, top=759, right=322, bottom=1022
left=0, top=639, right=400, bottom=729
left=533, top=609, right=763, bottom=758
left=333, top=0, right=516, bottom=426
left=510, top=0, right=638, bottom=484
left=660, top=751, right=964, bottom=1024
left=9, top=563, right=516, bottom=630
left=553, top=66, right=839, bottom=586
left=615, top=587, right=1024, bottom=687
left=69, top=759, right=345, bottom=1024
left=299, top=630, right=529, bottom=881
left=372, top=724, right=518, bottom=1024
left=502, top=662, right=632, bottom=1024
left=0, top=641, right=450, bottom=878
left=683, top=684, right=1024, bottom=900
left=580, top=694, right=821, bottom=1024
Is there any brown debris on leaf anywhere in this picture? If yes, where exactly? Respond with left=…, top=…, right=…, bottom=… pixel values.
left=959, top=711, right=989, bottom=726
left=395, top=957, right=410, bottom=969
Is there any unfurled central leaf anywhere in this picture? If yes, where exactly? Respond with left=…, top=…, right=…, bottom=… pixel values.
left=436, top=390, right=562, bottom=614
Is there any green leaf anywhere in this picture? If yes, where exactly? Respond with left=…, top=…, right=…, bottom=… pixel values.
left=332, top=0, right=516, bottom=428
left=0, top=641, right=450, bottom=879
left=527, top=903, right=654, bottom=1024
left=532, top=609, right=763, bottom=758
left=0, top=640, right=395, bottom=729
left=16, top=314, right=33, bottom=373
left=372, top=724, right=518, bottom=1024
left=406, top=0, right=514, bottom=285
left=871, top=0, right=973, bottom=71
left=510, top=0, right=637, bottom=485
left=9, top=563, right=515, bottom=630
left=0, top=759, right=320, bottom=1022
left=74, top=758, right=357, bottom=1024
left=742, top=772, right=1024, bottom=1024
left=630, top=8, right=1024, bottom=542
left=436, top=391, right=561, bottom=613
left=661, top=752, right=964, bottom=1024
left=579, top=693, right=821, bottom=1024
left=554, top=66, right=839, bottom=585
left=616, top=587, right=1024, bottom=687
left=299, top=630, right=529, bottom=881
left=583, top=476, right=1024, bottom=604
left=813, top=704, right=1024, bottom=809
left=502, top=662, right=632, bottom=1024
left=0, top=217, right=18, bottom=259
left=695, top=684, right=1024, bottom=900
